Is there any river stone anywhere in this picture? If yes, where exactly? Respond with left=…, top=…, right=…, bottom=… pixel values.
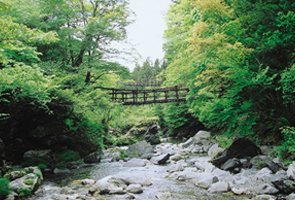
left=251, top=194, right=276, bottom=200
left=123, top=158, right=149, bottom=167
left=10, top=173, right=41, bottom=193
left=211, top=168, right=234, bottom=184
left=208, top=181, right=229, bottom=193
left=286, top=193, right=295, bottom=200
left=84, top=152, right=102, bottom=164
left=272, top=170, right=295, bottom=194
left=82, top=179, right=96, bottom=185
left=126, top=184, right=143, bottom=194
left=166, top=163, right=184, bottom=173
left=125, top=140, right=154, bottom=158
left=254, top=183, right=279, bottom=195
left=150, top=153, right=170, bottom=165
left=170, top=154, right=182, bottom=162
left=250, top=155, right=281, bottom=173
left=255, top=167, right=273, bottom=180
left=94, top=176, right=127, bottom=195
left=23, top=149, right=52, bottom=162
left=155, top=192, right=172, bottom=199
left=220, top=158, right=241, bottom=171
left=208, top=144, right=223, bottom=158
left=287, top=162, right=295, bottom=180
left=194, top=172, right=213, bottom=189
left=4, top=170, right=27, bottom=181
left=113, top=172, right=152, bottom=186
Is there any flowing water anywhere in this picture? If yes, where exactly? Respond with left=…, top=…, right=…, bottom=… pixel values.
left=31, top=162, right=249, bottom=200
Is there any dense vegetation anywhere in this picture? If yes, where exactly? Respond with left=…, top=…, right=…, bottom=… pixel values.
left=162, top=0, right=295, bottom=158
left=1, top=0, right=295, bottom=174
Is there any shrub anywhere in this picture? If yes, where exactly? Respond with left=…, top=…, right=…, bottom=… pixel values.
left=57, top=150, right=80, bottom=162
left=21, top=158, right=49, bottom=168
left=37, top=164, right=47, bottom=170
left=17, top=188, right=31, bottom=197
left=55, top=163, right=67, bottom=170
left=275, top=126, right=295, bottom=159
left=0, top=178, right=10, bottom=199
left=24, top=179, right=34, bottom=186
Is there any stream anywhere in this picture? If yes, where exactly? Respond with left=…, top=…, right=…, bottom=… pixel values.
left=31, top=161, right=249, bottom=200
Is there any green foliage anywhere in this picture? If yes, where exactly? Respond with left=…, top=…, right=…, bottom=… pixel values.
left=275, top=126, right=295, bottom=159
left=24, top=178, right=34, bottom=186
left=57, top=150, right=80, bottom=162
left=21, top=158, right=49, bottom=168
left=162, top=0, right=295, bottom=147
left=37, top=164, right=47, bottom=171
left=17, top=188, right=31, bottom=197
left=214, top=136, right=233, bottom=149
left=0, top=178, right=10, bottom=199
left=119, top=149, right=129, bottom=160
left=163, top=103, right=191, bottom=129
left=55, top=163, right=67, bottom=170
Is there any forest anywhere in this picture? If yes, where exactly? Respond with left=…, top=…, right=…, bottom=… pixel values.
left=1, top=0, right=295, bottom=190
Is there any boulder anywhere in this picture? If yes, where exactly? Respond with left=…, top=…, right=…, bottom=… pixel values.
left=208, top=144, right=223, bottom=158
left=144, top=123, right=160, bottom=145
left=92, top=176, right=127, bottom=195
left=272, top=170, right=295, bottom=194
left=194, top=172, right=213, bottom=189
left=166, top=163, right=184, bottom=173
left=125, top=141, right=154, bottom=159
left=252, top=195, right=276, bottom=200
left=212, top=138, right=261, bottom=168
left=4, top=171, right=27, bottom=181
left=251, top=155, right=281, bottom=173
left=150, top=153, right=170, bottom=165
left=170, top=154, right=182, bottom=162
left=123, top=158, right=149, bottom=167
left=208, top=181, right=229, bottom=193
left=84, top=152, right=102, bottom=164
left=23, top=149, right=52, bottom=162
left=220, top=158, right=241, bottom=172
left=10, top=173, right=41, bottom=194
left=287, top=162, right=295, bottom=181
left=126, top=184, right=143, bottom=194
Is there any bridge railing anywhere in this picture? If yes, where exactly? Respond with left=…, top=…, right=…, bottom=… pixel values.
left=98, top=86, right=189, bottom=105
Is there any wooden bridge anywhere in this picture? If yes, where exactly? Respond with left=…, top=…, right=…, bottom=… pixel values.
left=99, top=86, right=189, bottom=105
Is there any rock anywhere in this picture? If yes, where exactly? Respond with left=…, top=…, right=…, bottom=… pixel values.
left=144, top=123, right=161, bottom=145
left=113, top=172, right=152, bottom=186
left=193, top=130, right=211, bottom=142
left=251, top=156, right=281, bottom=173
left=220, top=158, right=241, bottom=171
left=150, top=153, right=170, bottom=165
left=125, top=141, right=154, bottom=159
left=126, top=184, right=143, bottom=194
left=260, top=146, right=274, bottom=157
left=166, top=163, right=183, bottom=173
left=170, top=154, right=182, bottom=162
left=10, top=173, right=41, bottom=194
left=252, top=195, right=276, bottom=200
left=211, top=168, right=234, bottom=184
left=194, top=172, right=213, bottom=189
left=254, top=183, right=279, bottom=194
left=208, top=181, right=229, bottom=193
left=84, top=152, right=102, bottom=164
left=208, top=144, right=223, bottom=158
left=213, top=138, right=261, bottom=168
left=272, top=170, right=295, bottom=194
left=180, top=137, right=194, bottom=149
left=82, top=179, right=96, bottom=185
left=123, top=158, right=149, bottom=167
left=255, top=168, right=273, bottom=180
left=155, top=192, right=172, bottom=199
left=287, top=162, right=295, bottom=181
left=53, top=168, right=70, bottom=174
left=93, top=176, right=127, bottom=195
left=4, top=170, right=27, bottom=181
left=286, top=193, right=295, bottom=200
left=23, top=149, right=52, bottom=162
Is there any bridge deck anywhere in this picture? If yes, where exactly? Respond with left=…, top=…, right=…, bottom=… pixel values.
left=98, top=86, right=189, bottom=105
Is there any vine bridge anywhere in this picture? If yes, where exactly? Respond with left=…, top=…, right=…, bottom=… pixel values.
left=99, top=78, right=189, bottom=105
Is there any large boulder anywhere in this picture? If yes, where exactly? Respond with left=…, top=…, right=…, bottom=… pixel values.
left=84, top=151, right=102, bottom=164
left=212, top=138, right=261, bottom=169
left=125, top=140, right=154, bottom=159
left=144, top=123, right=161, bottom=145
left=23, top=149, right=52, bottom=163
